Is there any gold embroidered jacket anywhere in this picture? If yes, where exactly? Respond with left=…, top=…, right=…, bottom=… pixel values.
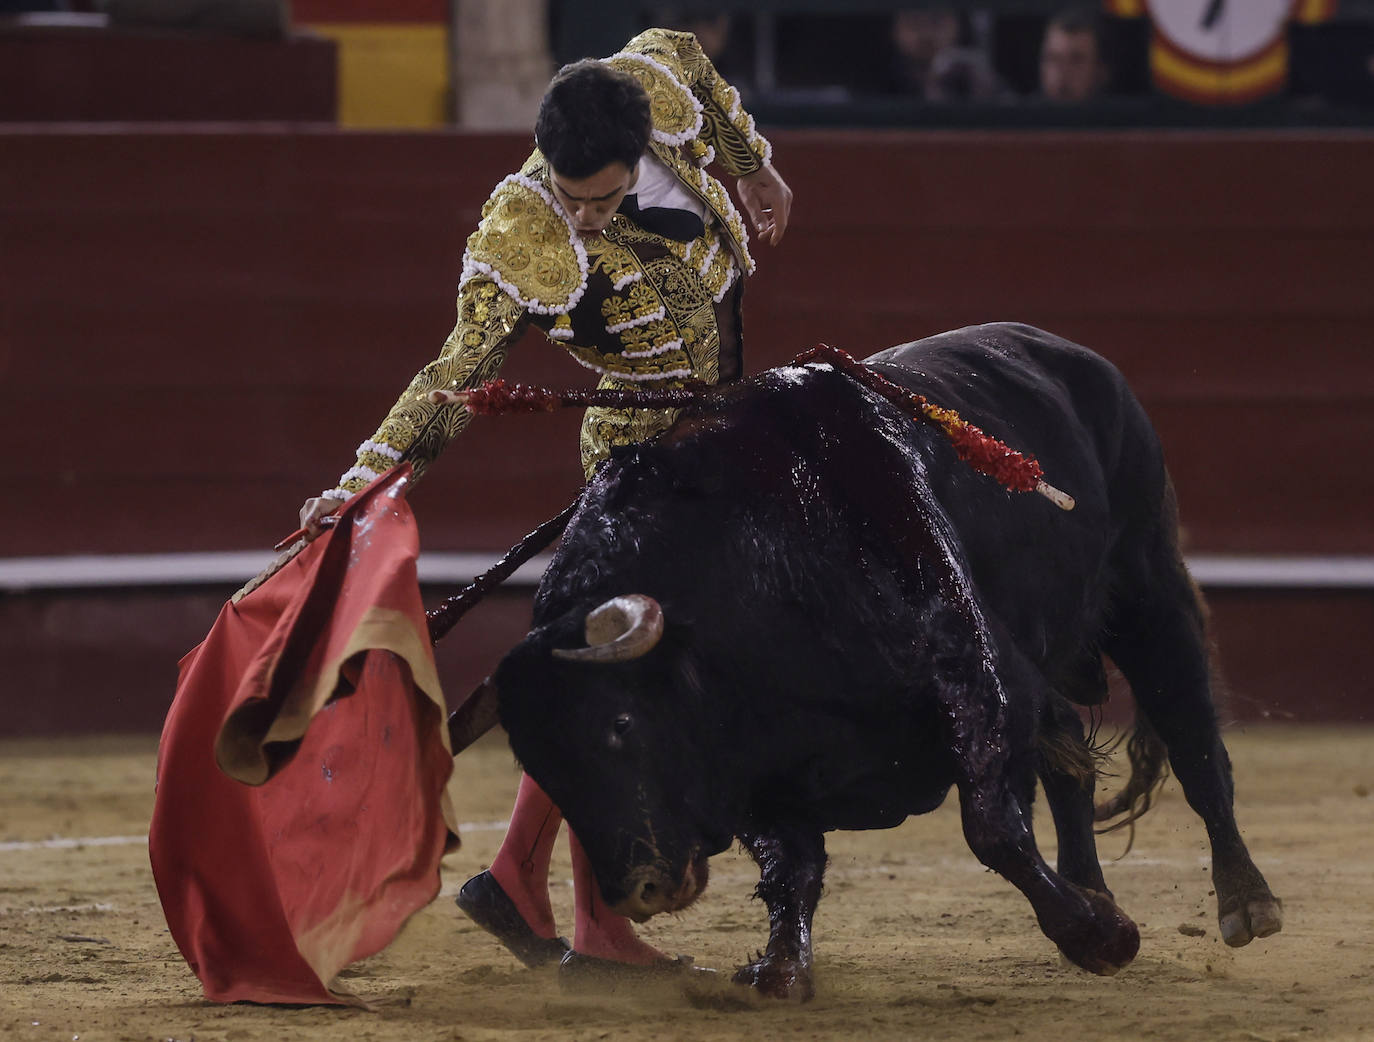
left=331, top=28, right=772, bottom=496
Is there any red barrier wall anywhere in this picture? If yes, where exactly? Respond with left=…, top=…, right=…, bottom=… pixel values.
left=0, top=30, right=336, bottom=122
left=5, top=127, right=1372, bottom=555
left=2, top=127, right=1372, bottom=734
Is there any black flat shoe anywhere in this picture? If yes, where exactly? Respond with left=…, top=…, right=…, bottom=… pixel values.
left=558, top=949, right=707, bottom=993
left=455, top=870, right=570, bottom=968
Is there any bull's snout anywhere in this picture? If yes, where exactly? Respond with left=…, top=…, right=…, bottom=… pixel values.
left=619, top=873, right=674, bottom=922
left=611, top=854, right=710, bottom=922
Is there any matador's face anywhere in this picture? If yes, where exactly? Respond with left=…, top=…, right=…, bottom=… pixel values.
left=549, top=160, right=639, bottom=237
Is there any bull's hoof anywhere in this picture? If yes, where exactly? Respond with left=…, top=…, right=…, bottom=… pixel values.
left=731, top=956, right=814, bottom=1002
left=1052, top=890, right=1140, bottom=976
left=1219, top=894, right=1283, bottom=947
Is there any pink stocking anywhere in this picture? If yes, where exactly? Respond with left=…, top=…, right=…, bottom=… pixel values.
left=569, top=828, right=669, bottom=964
left=487, top=773, right=562, bottom=939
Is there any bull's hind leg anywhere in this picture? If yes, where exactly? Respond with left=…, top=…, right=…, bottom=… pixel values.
left=990, top=629, right=1114, bottom=897
left=1104, top=511, right=1282, bottom=947
left=733, top=824, right=826, bottom=1002
left=1037, top=694, right=1111, bottom=896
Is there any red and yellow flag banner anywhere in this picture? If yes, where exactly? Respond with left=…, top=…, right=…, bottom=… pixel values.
left=1104, top=0, right=1337, bottom=104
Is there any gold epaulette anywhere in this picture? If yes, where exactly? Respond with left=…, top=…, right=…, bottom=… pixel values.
left=459, top=173, right=588, bottom=315
left=605, top=50, right=703, bottom=146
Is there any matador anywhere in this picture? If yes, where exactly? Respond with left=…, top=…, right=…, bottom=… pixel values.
left=297, top=29, right=793, bottom=986
left=314, top=28, right=788, bottom=500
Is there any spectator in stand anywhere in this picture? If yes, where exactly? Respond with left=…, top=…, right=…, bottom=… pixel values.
left=1039, top=6, right=1110, bottom=102
left=682, top=12, right=731, bottom=60
left=879, top=7, right=1006, bottom=102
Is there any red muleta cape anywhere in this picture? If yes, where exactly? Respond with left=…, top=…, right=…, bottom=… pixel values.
left=149, top=466, right=459, bottom=1005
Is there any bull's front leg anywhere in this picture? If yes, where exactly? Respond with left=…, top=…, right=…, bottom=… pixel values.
left=956, top=762, right=1138, bottom=974
left=935, top=643, right=1139, bottom=975
left=733, top=824, right=827, bottom=1001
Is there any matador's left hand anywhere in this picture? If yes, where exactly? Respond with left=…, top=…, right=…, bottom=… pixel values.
left=737, top=164, right=794, bottom=246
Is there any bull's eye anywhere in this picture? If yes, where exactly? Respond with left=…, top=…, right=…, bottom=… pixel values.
left=607, top=713, right=634, bottom=750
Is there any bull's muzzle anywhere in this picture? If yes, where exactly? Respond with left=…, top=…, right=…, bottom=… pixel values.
left=611, top=851, right=710, bottom=922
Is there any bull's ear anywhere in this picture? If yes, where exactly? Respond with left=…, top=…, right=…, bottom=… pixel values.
left=552, top=594, right=664, bottom=663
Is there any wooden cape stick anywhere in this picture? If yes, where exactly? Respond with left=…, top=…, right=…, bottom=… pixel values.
left=430, top=502, right=580, bottom=755
left=426, top=501, right=578, bottom=643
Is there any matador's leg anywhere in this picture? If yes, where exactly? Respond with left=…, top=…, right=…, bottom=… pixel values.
left=455, top=774, right=570, bottom=967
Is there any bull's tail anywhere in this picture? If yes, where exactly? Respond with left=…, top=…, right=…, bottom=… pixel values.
left=1092, top=713, right=1170, bottom=844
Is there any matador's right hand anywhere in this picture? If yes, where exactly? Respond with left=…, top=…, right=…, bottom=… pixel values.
left=269, top=496, right=343, bottom=553
left=297, top=495, right=344, bottom=539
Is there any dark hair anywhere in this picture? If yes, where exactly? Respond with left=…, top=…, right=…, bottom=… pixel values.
left=1044, top=4, right=1113, bottom=89
left=1047, top=5, right=1104, bottom=43
left=534, top=60, right=653, bottom=178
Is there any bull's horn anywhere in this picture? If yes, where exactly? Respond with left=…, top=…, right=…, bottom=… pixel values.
left=552, top=594, right=664, bottom=663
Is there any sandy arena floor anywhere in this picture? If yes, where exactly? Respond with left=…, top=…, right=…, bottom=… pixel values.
left=2, top=723, right=1373, bottom=1042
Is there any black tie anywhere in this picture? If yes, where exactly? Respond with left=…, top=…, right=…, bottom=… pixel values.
left=617, top=194, right=706, bottom=242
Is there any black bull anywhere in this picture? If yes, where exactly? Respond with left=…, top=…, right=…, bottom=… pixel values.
left=461, top=322, right=1282, bottom=999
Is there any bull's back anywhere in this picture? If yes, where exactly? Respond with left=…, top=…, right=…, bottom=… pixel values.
left=867, top=321, right=1163, bottom=513
left=865, top=323, right=1169, bottom=671
left=868, top=323, right=1144, bottom=459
